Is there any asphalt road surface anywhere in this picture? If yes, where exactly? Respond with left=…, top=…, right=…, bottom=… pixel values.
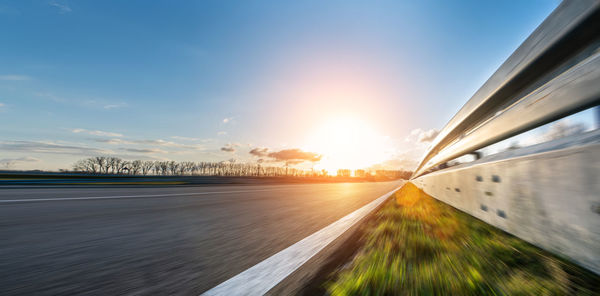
left=0, top=181, right=402, bottom=295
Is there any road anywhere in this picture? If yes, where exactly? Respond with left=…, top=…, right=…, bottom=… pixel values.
left=0, top=181, right=401, bottom=295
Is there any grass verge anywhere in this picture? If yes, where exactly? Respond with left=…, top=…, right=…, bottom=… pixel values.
left=326, top=183, right=600, bottom=295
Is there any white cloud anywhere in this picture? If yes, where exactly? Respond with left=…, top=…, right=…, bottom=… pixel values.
left=0, top=140, right=111, bottom=155
left=171, top=136, right=202, bottom=141
left=133, top=139, right=201, bottom=149
left=72, top=128, right=124, bottom=137
left=90, top=137, right=206, bottom=151
left=223, top=117, right=234, bottom=124
left=0, top=157, right=40, bottom=168
left=0, top=156, right=39, bottom=163
left=0, top=74, right=30, bottom=81
left=103, top=103, right=127, bottom=110
left=417, top=129, right=439, bottom=143
left=49, top=1, right=71, bottom=13
left=121, top=148, right=167, bottom=154
left=370, top=156, right=417, bottom=171
left=372, top=128, right=442, bottom=171
left=518, top=119, right=589, bottom=147
left=92, top=138, right=127, bottom=145
left=542, top=120, right=587, bottom=141
left=217, top=131, right=227, bottom=136
left=406, top=128, right=440, bottom=143
left=221, top=143, right=239, bottom=153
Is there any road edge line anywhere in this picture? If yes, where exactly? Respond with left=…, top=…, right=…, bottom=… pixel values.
left=201, top=185, right=402, bottom=296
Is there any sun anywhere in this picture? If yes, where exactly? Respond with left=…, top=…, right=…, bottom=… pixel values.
left=304, top=116, right=389, bottom=174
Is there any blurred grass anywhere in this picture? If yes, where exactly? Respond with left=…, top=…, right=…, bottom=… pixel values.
left=326, top=183, right=600, bottom=295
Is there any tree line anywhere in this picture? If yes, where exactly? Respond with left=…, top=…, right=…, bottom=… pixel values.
left=72, top=156, right=410, bottom=179
left=72, top=156, right=324, bottom=177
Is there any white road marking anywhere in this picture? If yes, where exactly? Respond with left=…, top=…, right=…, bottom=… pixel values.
left=0, top=188, right=287, bottom=203
left=202, top=185, right=401, bottom=296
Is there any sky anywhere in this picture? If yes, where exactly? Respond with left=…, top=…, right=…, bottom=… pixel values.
left=0, top=0, right=563, bottom=171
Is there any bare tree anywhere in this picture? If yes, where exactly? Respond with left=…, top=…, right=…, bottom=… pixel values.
left=73, top=158, right=100, bottom=173
left=130, top=160, right=142, bottom=175
left=73, top=159, right=87, bottom=172
left=71, top=156, right=409, bottom=179
left=168, top=161, right=178, bottom=175
left=159, top=161, right=169, bottom=175
left=141, top=161, right=154, bottom=175
left=87, top=158, right=99, bottom=173
left=93, top=156, right=109, bottom=174
left=107, top=157, right=119, bottom=174
left=116, top=160, right=129, bottom=174
left=153, top=161, right=161, bottom=175
left=181, top=161, right=195, bottom=175
left=177, top=162, right=188, bottom=175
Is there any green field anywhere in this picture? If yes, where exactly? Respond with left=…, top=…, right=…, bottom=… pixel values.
left=326, top=183, right=600, bottom=295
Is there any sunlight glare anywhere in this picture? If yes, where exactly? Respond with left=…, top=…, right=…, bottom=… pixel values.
left=304, top=116, right=389, bottom=173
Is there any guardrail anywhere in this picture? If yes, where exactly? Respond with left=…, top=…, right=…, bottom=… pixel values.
left=412, top=0, right=600, bottom=179
left=411, top=0, right=600, bottom=274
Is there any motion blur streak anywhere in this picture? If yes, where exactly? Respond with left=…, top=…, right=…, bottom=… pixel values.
left=0, top=181, right=400, bottom=295
left=326, top=183, right=600, bottom=295
left=203, top=185, right=402, bottom=295
left=0, top=188, right=289, bottom=203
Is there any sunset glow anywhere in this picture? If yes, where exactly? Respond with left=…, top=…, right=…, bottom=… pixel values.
left=304, top=116, right=390, bottom=173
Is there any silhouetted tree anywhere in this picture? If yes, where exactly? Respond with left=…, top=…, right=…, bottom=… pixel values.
left=71, top=156, right=409, bottom=179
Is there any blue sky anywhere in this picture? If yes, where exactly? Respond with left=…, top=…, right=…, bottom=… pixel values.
left=0, top=0, right=562, bottom=171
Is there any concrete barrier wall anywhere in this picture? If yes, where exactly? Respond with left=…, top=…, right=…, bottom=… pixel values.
left=413, top=141, right=600, bottom=274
